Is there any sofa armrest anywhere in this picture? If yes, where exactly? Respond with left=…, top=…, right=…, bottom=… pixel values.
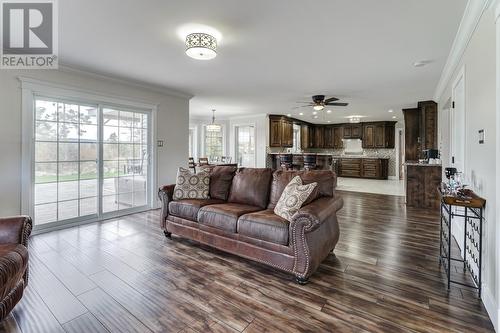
left=0, top=216, right=32, bottom=247
left=291, top=194, right=343, bottom=234
left=158, top=185, right=175, bottom=228
left=289, top=194, right=343, bottom=279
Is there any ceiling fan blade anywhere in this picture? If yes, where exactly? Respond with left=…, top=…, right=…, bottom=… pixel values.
left=324, top=97, right=339, bottom=103
left=326, top=102, right=349, bottom=106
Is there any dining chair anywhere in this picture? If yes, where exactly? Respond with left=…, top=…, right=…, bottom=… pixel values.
left=188, top=157, right=196, bottom=172
left=198, top=157, right=209, bottom=166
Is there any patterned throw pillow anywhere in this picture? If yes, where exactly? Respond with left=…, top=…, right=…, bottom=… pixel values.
left=274, top=176, right=317, bottom=221
left=173, top=167, right=210, bottom=200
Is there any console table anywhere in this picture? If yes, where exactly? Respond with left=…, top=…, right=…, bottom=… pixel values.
left=438, top=188, right=486, bottom=297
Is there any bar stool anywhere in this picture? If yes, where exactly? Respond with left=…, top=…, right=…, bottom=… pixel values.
left=279, top=154, right=293, bottom=170
left=303, top=154, right=317, bottom=170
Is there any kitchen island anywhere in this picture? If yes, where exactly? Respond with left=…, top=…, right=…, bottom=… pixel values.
left=405, top=162, right=442, bottom=209
left=268, top=153, right=389, bottom=179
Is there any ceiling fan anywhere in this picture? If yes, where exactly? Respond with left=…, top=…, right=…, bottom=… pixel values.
left=294, top=95, right=349, bottom=111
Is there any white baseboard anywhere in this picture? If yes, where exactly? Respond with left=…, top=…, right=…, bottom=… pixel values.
left=482, top=285, right=498, bottom=332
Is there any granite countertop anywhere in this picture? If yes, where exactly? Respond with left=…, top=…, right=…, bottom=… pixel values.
left=268, top=153, right=389, bottom=159
left=405, top=161, right=442, bottom=167
left=268, top=152, right=334, bottom=156
left=331, top=156, right=390, bottom=160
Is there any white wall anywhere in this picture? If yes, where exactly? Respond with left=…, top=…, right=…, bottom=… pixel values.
left=0, top=67, right=190, bottom=215
left=495, top=0, right=500, bottom=329
left=437, top=3, right=498, bottom=328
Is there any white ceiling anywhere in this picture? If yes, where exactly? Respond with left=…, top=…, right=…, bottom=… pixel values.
left=59, top=0, right=467, bottom=124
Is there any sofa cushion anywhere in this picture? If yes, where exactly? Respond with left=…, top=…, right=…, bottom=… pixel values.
left=198, top=203, right=262, bottom=233
left=173, top=167, right=210, bottom=200
left=209, top=166, right=237, bottom=200
left=0, top=244, right=28, bottom=302
left=268, top=170, right=335, bottom=209
left=238, top=210, right=289, bottom=245
left=169, top=199, right=225, bottom=221
left=228, top=168, right=273, bottom=209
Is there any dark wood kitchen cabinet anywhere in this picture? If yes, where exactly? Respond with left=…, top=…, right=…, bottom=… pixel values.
left=343, top=124, right=362, bottom=139
left=338, top=158, right=389, bottom=179
left=300, top=124, right=312, bottom=149
left=362, top=122, right=395, bottom=148
left=406, top=164, right=442, bottom=209
left=323, top=126, right=333, bottom=148
left=269, top=115, right=293, bottom=147
left=419, top=100, right=438, bottom=150
left=333, top=125, right=343, bottom=149
left=313, top=126, right=324, bottom=148
left=403, top=101, right=437, bottom=161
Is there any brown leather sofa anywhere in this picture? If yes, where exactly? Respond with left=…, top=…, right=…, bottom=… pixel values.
left=0, top=216, right=32, bottom=320
left=159, top=167, right=342, bottom=283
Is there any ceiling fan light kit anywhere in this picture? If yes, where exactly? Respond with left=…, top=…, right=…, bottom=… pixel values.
left=185, top=32, right=217, bottom=60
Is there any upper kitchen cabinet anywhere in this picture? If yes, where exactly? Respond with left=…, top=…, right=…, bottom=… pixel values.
left=403, top=101, right=438, bottom=161
left=323, top=126, right=333, bottom=148
left=418, top=101, right=438, bottom=150
left=313, top=126, right=324, bottom=148
left=362, top=122, right=396, bottom=149
left=269, top=115, right=293, bottom=147
left=333, top=125, right=344, bottom=149
left=343, top=124, right=362, bottom=139
left=300, top=124, right=312, bottom=149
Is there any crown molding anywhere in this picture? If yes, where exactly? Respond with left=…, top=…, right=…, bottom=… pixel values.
left=434, top=0, right=493, bottom=101
left=58, top=63, right=194, bottom=100
left=495, top=0, right=500, bottom=20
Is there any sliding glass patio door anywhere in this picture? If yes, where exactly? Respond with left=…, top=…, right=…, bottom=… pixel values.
left=33, top=98, right=151, bottom=226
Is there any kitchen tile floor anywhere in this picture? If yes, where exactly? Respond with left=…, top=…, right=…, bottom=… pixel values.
left=336, top=177, right=405, bottom=196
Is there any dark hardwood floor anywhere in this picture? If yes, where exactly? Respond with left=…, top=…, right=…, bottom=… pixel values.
left=0, top=191, right=494, bottom=332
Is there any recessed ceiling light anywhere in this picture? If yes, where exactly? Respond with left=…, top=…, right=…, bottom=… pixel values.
left=392, top=116, right=397, bottom=119
left=286, top=113, right=291, bottom=117
left=327, top=120, right=331, bottom=123
left=413, top=60, right=431, bottom=67
left=299, top=112, right=304, bottom=116
left=388, top=109, right=394, bottom=113
left=313, top=115, right=319, bottom=119
left=312, top=111, right=318, bottom=115
left=326, top=110, right=332, bottom=114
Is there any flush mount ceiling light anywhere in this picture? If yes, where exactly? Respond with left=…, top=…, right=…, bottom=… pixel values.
left=185, top=33, right=217, bottom=60
left=206, top=109, right=221, bottom=132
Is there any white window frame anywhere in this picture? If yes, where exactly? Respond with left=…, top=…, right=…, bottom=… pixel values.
left=232, top=123, right=256, bottom=167
left=202, top=123, right=226, bottom=158
left=188, top=126, right=198, bottom=159
left=20, top=77, right=158, bottom=234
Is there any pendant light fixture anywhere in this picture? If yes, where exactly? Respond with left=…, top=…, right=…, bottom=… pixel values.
left=206, top=109, right=221, bottom=132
